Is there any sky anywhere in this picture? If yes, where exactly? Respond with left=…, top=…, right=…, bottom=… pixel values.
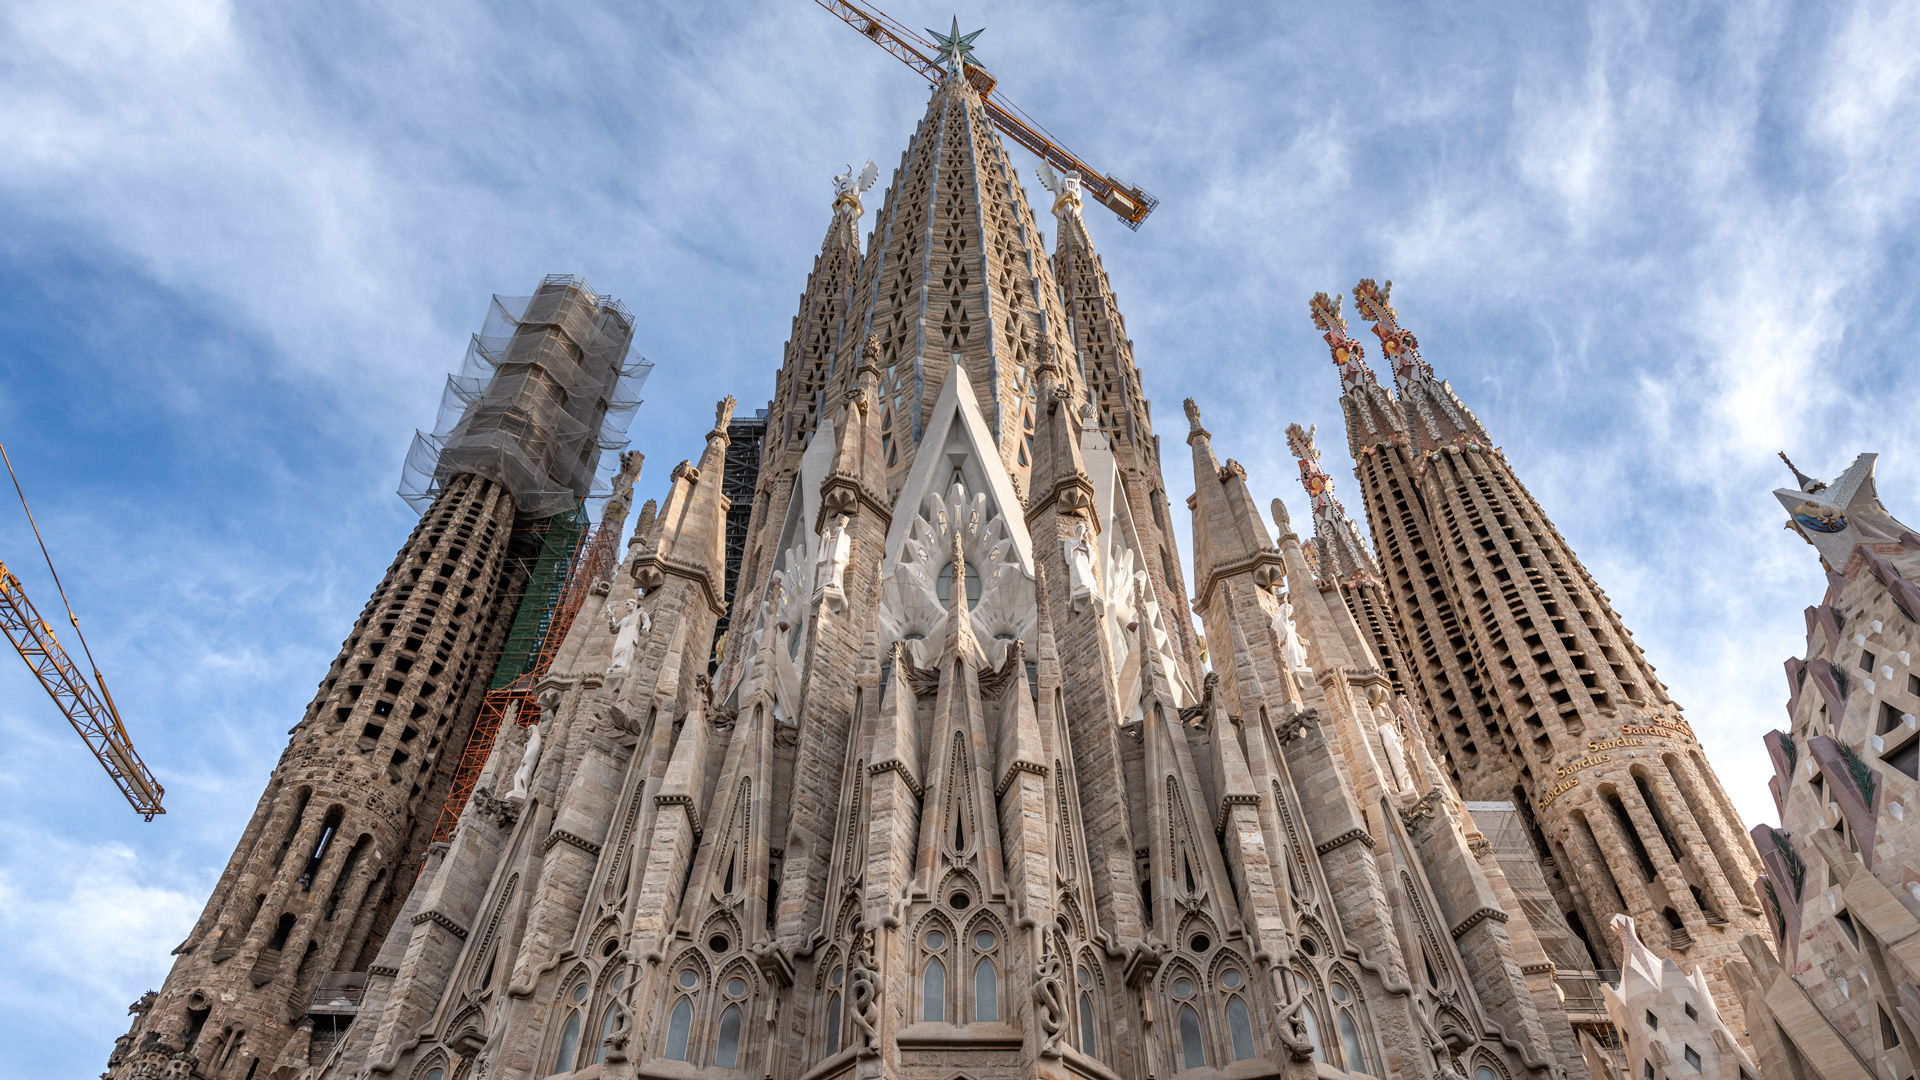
left=2, top=0, right=1918, bottom=1075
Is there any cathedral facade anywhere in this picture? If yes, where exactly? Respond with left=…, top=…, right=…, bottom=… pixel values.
left=110, top=61, right=1768, bottom=1080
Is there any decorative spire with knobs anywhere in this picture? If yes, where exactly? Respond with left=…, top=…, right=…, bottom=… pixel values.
left=1310, top=291, right=1375, bottom=392
left=1285, top=423, right=1345, bottom=519
left=1350, top=279, right=1432, bottom=387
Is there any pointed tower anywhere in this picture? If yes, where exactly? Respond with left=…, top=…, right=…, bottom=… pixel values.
left=829, top=53, right=1080, bottom=500
left=772, top=164, right=873, bottom=460
left=716, top=169, right=872, bottom=687
left=1339, top=278, right=1767, bottom=1027
left=1044, top=164, right=1202, bottom=676
left=1285, top=420, right=1411, bottom=696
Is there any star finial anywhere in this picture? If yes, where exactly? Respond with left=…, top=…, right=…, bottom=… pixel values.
left=927, top=16, right=984, bottom=77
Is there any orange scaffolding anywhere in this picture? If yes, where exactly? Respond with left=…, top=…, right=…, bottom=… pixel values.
left=429, top=515, right=622, bottom=845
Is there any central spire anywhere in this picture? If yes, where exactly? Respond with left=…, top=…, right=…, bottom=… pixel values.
left=832, top=50, right=1080, bottom=502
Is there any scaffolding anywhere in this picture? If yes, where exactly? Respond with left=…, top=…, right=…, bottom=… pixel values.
left=400, top=276, right=653, bottom=519
left=711, top=409, right=768, bottom=669
left=429, top=510, right=623, bottom=845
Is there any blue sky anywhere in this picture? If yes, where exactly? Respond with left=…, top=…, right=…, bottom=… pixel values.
left=3, top=0, right=1917, bottom=1075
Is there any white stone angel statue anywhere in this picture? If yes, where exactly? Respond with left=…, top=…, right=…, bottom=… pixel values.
left=605, top=597, right=648, bottom=690
left=1065, top=522, right=1100, bottom=614
left=506, top=722, right=542, bottom=805
left=1274, top=593, right=1311, bottom=677
left=814, top=514, right=852, bottom=611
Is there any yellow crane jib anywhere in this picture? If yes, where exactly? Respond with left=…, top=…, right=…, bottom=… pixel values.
left=0, top=564, right=164, bottom=818
left=1, top=442, right=164, bottom=819
left=813, top=0, right=1159, bottom=230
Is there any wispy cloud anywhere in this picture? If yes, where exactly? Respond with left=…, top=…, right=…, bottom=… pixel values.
left=3, top=0, right=1919, bottom=1074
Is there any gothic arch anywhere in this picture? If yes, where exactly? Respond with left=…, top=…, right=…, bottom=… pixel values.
left=912, top=909, right=960, bottom=1023
left=405, top=1049, right=450, bottom=1080
left=1175, top=911, right=1219, bottom=956
left=701, top=911, right=744, bottom=958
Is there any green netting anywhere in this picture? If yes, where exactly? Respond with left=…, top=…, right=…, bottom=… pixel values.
left=491, top=507, right=587, bottom=688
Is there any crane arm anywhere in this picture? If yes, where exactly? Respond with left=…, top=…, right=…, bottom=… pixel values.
left=813, top=0, right=1158, bottom=229
left=0, top=561, right=165, bottom=818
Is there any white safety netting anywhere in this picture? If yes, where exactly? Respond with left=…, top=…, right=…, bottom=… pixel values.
left=400, top=275, right=653, bottom=518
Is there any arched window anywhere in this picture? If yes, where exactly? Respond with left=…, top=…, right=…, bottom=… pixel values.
left=1477, top=1068, right=1500, bottom=1080
left=825, top=962, right=844, bottom=1054
left=550, top=980, right=589, bottom=1074
left=973, top=959, right=998, bottom=1022
left=665, top=998, right=693, bottom=1061
left=588, top=972, right=625, bottom=1065
left=715, top=1004, right=742, bottom=1069
left=553, top=1010, right=582, bottom=1075
left=1301, top=1000, right=1329, bottom=1063
left=1076, top=962, right=1097, bottom=1057
left=1339, top=1009, right=1367, bottom=1073
left=923, top=958, right=946, bottom=1022
left=1178, top=1003, right=1206, bottom=1068
left=424, top=1070, right=444, bottom=1080
left=1227, top=996, right=1256, bottom=1061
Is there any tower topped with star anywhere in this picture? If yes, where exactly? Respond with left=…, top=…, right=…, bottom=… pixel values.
left=927, top=16, right=984, bottom=78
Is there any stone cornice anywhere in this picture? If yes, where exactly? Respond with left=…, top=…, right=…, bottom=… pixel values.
left=1214, top=793, right=1261, bottom=832
left=1194, top=550, right=1288, bottom=609
left=410, top=909, right=470, bottom=940
left=1315, top=828, right=1374, bottom=856
left=1450, top=907, right=1510, bottom=939
left=816, top=476, right=892, bottom=535
left=543, top=828, right=603, bottom=857
left=869, top=759, right=924, bottom=799
left=995, top=759, right=1049, bottom=799
left=654, top=793, right=704, bottom=839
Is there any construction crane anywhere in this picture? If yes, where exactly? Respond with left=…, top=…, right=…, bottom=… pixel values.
left=815, top=1, right=1159, bottom=230
left=0, top=445, right=164, bottom=819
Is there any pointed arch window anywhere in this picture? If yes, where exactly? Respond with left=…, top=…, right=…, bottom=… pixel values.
left=1178, top=1003, right=1206, bottom=1068
left=588, top=972, right=625, bottom=1065
left=1338, top=1008, right=1367, bottom=1073
left=826, top=963, right=844, bottom=1055
left=553, top=999, right=584, bottom=1073
left=923, top=958, right=946, bottom=1021
left=665, top=997, right=693, bottom=1061
left=1226, top=996, right=1255, bottom=1061
left=1299, top=994, right=1329, bottom=1063
left=715, top=1004, right=742, bottom=1068
left=973, top=958, right=998, bottom=1022
left=1075, top=962, right=1098, bottom=1056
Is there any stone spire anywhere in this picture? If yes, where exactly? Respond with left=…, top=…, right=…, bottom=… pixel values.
left=831, top=64, right=1079, bottom=495
left=1049, top=167, right=1200, bottom=680
left=771, top=169, right=868, bottom=460
left=1183, top=398, right=1285, bottom=622
left=1314, top=289, right=1404, bottom=458
left=1339, top=279, right=1767, bottom=1027
left=1286, top=421, right=1409, bottom=693
left=1351, top=278, right=1490, bottom=451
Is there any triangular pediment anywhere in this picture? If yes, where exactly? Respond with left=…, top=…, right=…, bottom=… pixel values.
left=884, top=364, right=1033, bottom=571
left=879, top=364, right=1037, bottom=667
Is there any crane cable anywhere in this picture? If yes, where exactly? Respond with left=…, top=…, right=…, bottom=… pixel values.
left=1, top=443, right=116, bottom=703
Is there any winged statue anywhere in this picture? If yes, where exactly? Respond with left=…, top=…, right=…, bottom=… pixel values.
left=1036, top=160, right=1084, bottom=221
left=832, top=159, right=880, bottom=217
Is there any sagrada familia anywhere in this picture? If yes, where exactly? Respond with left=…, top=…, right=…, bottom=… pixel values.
left=117, top=37, right=1913, bottom=1080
